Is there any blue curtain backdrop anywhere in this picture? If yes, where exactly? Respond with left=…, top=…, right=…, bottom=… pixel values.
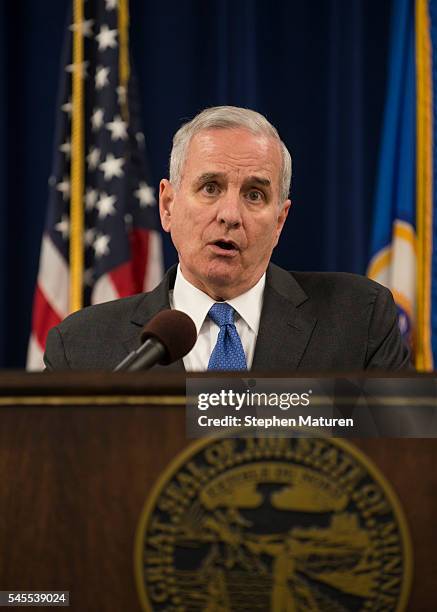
left=0, top=0, right=392, bottom=368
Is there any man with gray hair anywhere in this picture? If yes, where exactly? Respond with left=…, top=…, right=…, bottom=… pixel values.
left=44, top=106, right=409, bottom=371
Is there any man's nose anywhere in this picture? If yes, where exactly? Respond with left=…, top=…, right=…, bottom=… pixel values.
left=216, top=191, right=242, bottom=229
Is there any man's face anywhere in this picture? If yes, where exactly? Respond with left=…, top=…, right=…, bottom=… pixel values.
left=159, top=128, right=291, bottom=300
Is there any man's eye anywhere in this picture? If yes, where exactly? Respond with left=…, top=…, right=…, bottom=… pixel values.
left=202, top=182, right=219, bottom=195
left=247, top=190, right=264, bottom=202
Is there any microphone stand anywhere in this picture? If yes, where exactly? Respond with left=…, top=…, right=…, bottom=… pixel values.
left=113, top=338, right=166, bottom=372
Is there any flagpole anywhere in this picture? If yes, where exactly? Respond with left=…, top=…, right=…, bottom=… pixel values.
left=415, top=0, right=434, bottom=370
left=118, top=0, right=130, bottom=122
left=70, top=0, right=85, bottom=313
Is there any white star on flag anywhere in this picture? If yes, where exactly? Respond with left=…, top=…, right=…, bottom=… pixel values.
left=136, top=132, right=145, bottom=147
left=61, top=99, right=72, bottom=116
left=93, top=233, right=111, bottom=258
left=99, top=154, right=125, bottom=180
left=106, top=115, right=128, bottom=141
left=105, top=0, right=118, bottom=10
left=95, top=65, right=110, bottom=90
left=86, top=146, right=101, bottom=170
left=59, top=140, right=71, bottom=159
left=91, top=107, right=104, bottom=131
left=84, top=228, right=96, bottom=247
left=55, top=215, right=70, bottom=240
left=56, top=177, right=70, bottom=201
left=85, top=187, right=99, bottom=210
left=83, top=268, right=94, bottom=287
left=65, top=61, right=89, bottom=78
left=97, top=192, right=117, bottom=218
left=69, top=19, right=94, bottom=38
left=96, top=25, right=118, bottom=51
left=134, top=182, right=155, bottom=207
left=116, top=85, right=126, bottom=106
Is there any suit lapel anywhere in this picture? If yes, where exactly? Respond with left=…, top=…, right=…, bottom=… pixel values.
left=252, top=264, right=317, bottom=370
left=120, top=265, right=185, bottom=371
left=119, top=263, right=316, bottom=372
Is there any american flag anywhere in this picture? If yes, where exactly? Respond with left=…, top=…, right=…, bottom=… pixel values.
left=27, top=0, right=163, bottom=370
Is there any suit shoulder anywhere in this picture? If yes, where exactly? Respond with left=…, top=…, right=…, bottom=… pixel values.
left=290, top=270, right=388, bottom=300
left=44, top=292, right=153, bottom=370
left=57, top=292, right=146, bottom=336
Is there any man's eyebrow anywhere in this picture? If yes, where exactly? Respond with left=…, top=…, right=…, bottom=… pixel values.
left=195, top=172, right=226, bottom=184
left=245, top=175, right=271, bottom=188
left=193, top=173, right=272, bottom=188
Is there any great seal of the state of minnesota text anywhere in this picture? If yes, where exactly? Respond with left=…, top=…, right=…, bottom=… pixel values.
left=135, top=436, right=412, bottom=611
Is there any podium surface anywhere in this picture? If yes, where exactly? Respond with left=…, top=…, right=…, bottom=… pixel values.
left=0, top=372, right=435, bottom=611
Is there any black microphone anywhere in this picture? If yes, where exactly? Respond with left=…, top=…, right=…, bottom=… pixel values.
left=113, top=309, right=197, bottom=372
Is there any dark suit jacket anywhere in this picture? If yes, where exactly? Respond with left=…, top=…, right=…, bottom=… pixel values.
left=44, top=263, right=410, bottom=371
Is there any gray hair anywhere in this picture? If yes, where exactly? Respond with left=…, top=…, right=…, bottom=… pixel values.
left=169, top=106, right=292, bottom=204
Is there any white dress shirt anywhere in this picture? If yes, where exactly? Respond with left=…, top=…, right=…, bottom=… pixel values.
left=169, top=265, right=265, bottom=371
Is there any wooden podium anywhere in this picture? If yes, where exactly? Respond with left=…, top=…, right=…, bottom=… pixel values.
left=0, top=372, right=435, bottom=611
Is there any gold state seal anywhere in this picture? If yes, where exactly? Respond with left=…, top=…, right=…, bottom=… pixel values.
left=135, top=437, right=412, bottom=611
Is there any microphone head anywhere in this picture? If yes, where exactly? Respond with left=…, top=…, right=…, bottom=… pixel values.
left=140, top=309, right=197, bottom=365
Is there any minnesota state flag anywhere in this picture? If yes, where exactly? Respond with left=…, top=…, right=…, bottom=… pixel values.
left=368, top=0, right=437, bottom=371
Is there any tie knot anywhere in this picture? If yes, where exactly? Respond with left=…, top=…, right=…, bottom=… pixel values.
left=208, top=302, right=235, bottom=327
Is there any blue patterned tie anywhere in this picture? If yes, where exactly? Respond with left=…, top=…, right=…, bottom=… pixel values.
left=207, top=303, right=247, bottom=370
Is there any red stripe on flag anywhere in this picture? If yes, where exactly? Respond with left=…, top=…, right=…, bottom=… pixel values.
left=32, top=285, right=63, bottom=350
left=109, top=228, right=150, bottom=296
left=130, top=228, right=149, bottom=290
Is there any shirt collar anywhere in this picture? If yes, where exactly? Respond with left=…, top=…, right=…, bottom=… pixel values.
left=172, top=265, right=265, bottom=334
left=227, top=274, right=265, bottom=333
left=172, top=266, right=216, bottom=334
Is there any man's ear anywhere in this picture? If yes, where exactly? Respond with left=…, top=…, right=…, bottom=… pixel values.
left=273, top=199, right=291, bottom=247
left=159, top=179, right=175, bottom=233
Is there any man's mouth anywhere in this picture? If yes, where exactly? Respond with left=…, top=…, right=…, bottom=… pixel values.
left=209, top=240, right=240, bottom=256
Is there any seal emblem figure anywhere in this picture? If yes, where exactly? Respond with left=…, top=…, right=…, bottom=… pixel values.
left=135, top=436, right=412, bottom=611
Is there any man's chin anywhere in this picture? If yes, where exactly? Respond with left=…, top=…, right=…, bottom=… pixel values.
left=180, top=260, right=252, bottom=299
left=205, top=261, right=240, bottom=286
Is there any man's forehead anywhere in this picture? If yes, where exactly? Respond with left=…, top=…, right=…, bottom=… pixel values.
left=188, top=127, right=279, bottom=153
left=184, top=128, right=282, bottom=177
